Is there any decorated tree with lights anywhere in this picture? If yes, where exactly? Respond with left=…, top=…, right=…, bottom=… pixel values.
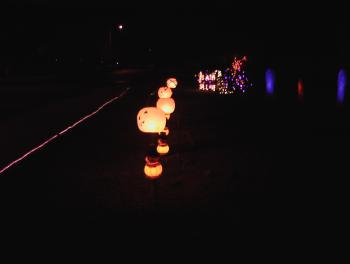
left=225, top=56, right=252, bottom=94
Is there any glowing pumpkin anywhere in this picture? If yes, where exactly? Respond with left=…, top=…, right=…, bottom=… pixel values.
left=157, top=138, right=169, bottom=155
left=137, top=107, right=166, bottom=133
left=144, top=155, right=163, bottom=179
left=159, top=126, right=169, bottom=136
left=156, top=98, right=175, bottom=120
left=167, top=78, right=178, bottom=89
left=158, top=87, right=173, bottom=99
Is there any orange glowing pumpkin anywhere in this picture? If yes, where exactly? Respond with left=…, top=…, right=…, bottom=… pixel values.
left=158, top=86, right=173, bottom=99
left=156, top=98, right=175, bottom=119
left=137, top=107, right=167, bottom=133
left=144, top=155, right=163, bottom=179
left=167, top=78, right=178, bottom=89
left=157, top=138, right=169, bottom=155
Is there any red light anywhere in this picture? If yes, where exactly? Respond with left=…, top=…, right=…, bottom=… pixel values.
left=298, top=79, right=304, bottom=98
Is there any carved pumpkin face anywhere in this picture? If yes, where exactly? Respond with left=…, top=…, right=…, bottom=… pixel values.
left=167, top=78, right=178, bottom=89
left=158, top=87, right=173, bottom=99
left=137, top=107, right=166, bottom=133
left=156, top=98, right=175, bottom=115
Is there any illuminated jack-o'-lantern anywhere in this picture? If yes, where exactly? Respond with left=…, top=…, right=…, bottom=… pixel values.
left=156, top=98, right=175, bottom=120
left=144, top=155, right=162, bottom=179
left=157, top=138, right=169, bottom=155
left=137, top=107, right=166, bottom=133
left=167, top=78, right=178, bottom=89
left=158, top=87, right=173, bottom=99
left=159, top=126, right=169, bottom=136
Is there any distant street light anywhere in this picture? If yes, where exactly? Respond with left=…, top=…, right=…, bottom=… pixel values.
left=106, top=24, right=125, bottom=58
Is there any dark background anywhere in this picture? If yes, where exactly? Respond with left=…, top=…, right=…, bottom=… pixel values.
left=2, top=1, right=348, bottom=69
left=1, top=1, right=348, bottom=106
left=0, top=0, right=349, bottom=238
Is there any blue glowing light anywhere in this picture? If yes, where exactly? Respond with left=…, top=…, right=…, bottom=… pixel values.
left=337, top=69, right=347, bottom=104
left=266, top=69, right=275, bottom=95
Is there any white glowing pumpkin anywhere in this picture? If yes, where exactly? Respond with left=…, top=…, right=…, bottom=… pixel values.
left=158, top=86, right=173, bottom=99
left=137, top=107, right=166, bottom=133
left=166, top=78, right=178, bottom=89
left=156, top=98, right=175, bottom=116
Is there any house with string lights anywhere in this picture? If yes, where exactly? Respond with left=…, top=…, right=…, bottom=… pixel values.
left=197, top=56, right=252, bottom=94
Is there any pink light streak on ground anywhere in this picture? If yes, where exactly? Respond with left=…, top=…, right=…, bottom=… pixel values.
left=0, top=87, right=131, bottom=175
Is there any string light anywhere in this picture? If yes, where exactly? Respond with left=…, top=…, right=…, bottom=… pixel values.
left=0, top=87, right=131, bottom=175
left=197, top=56, right=252, bottom=94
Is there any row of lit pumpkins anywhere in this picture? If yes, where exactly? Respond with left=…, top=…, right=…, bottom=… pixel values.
left=137, top=78, right=178, bottom=180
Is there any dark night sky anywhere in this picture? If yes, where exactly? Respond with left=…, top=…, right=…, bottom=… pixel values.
left=1, top=0, right=349, bottom=71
